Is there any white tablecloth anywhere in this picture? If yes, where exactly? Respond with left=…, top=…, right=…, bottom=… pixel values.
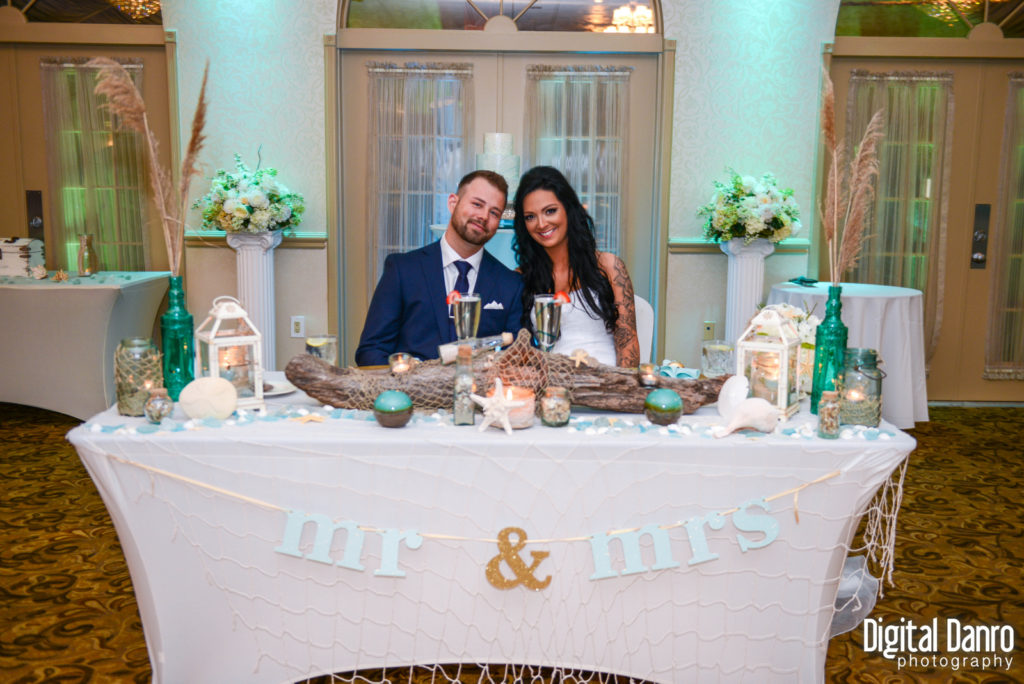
left=0, top=271, right=169, bottom=419
left=767, top=282, right=929, bottom=429
left=67, top=384, right=914, bottom=683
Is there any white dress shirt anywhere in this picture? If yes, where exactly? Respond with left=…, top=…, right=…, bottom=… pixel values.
left=439, top=234, right=483, bottom=295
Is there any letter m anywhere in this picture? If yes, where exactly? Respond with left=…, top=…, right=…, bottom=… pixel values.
left=589, top=523, right=679, bottom=580
left=274, top=510, right=365, bottom=570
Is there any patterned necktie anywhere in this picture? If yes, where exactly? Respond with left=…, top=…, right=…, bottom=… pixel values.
left=454, top=260, right=472, bottom=295
left=450, top=260, right=473, bottom=340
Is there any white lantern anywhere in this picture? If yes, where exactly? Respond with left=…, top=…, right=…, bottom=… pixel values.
left=736, top=309, right=800, bottom=419
left=194, top=296, right=265, bottom=413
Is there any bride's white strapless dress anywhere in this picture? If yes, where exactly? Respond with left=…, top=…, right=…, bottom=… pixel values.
left=550, top=289, right=616, bottom=366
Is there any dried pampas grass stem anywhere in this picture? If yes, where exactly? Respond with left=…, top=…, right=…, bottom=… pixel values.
left=819, top=67, right=885, bottom=286
left=88, top=57, right=209, bottom=277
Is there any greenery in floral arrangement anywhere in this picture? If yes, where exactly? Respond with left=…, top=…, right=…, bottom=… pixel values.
left=193, top=154, right=305, bottom=234
left=697, top=170, right=802, bottom=244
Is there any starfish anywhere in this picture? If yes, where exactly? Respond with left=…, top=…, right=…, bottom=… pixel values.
left=290, top=413, right=325, bottom=424
left=470, top=377, right=526, bottom=435
left=569, top=349, right=590, bottom=368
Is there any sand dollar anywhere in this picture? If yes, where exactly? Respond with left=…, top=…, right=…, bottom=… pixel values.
left=179, top=377, right=238, bottom=420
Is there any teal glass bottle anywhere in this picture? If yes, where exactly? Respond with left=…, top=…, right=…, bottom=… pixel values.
left=810, top=285, right=848, bottom=414
left=160, top=275, right=194, bottom=401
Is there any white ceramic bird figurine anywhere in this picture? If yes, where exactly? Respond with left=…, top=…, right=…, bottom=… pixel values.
left=713, top=397, right=781, bottom=438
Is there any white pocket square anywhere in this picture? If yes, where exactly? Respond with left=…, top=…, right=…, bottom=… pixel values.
left=483, top=301, right=504, bottom=310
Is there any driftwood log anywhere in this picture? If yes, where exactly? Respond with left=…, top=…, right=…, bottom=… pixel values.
left=286, top=330, right=727, bottom=414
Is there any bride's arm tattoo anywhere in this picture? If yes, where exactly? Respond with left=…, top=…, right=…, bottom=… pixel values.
left=610, top=255, right=640, bottom=367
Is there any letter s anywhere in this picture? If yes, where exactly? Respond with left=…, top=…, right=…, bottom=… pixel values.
left=733, top=498, right=780, bottom=552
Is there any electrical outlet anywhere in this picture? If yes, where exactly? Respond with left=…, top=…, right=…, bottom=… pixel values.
left=290, top=315, right=305, bottom=338
left=703, top=321, right=715, bottom=341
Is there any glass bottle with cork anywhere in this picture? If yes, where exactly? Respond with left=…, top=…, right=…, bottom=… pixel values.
left=453, top=344, right=475, bottom=425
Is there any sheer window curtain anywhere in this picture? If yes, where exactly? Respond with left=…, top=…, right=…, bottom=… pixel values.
left=846, top=70, right=954, bottom=362
left=366, top=62, right=474, bottom=282
left=985, top=74, right=1024, bottom=379
left=524, top=65, right=632, bottom=255
left=39, top=57, right=150, bottom=271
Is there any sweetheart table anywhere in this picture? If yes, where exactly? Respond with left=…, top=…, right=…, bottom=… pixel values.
left=66, top=383, right=913, bottom=683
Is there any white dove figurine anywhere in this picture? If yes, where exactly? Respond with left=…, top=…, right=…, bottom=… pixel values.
left=712, top=397, right=781, bottom=438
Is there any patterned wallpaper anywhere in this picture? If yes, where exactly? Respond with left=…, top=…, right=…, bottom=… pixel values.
left=662, top=0, right=842, bottom=240
left=163, top=0, right=840, bottom=243
left=161, top=0, right=337, bottom=235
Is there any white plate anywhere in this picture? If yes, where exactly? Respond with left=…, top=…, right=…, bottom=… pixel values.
left=264, top=380, right=297, bottom=397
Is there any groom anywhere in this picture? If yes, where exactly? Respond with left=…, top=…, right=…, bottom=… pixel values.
left=354, top=170, right=524, bottom=366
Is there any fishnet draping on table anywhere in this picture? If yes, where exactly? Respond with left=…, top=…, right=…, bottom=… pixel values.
left=67, top=395, right=913, bottom=684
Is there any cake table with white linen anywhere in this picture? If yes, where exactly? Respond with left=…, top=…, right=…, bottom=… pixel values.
left=0, top=271, right=169, bottom=419
left=767, top=282, right=928, bottom=428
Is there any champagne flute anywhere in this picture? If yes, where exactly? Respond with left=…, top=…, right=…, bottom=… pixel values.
left=452, top=293, right=481, bottom=342
left=533, top=294, right=562, bottom=352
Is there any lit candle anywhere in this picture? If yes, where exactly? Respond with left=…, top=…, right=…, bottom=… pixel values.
left=750, top=352, right=780, bottom=403
left=846, top=389, right=865, bottom=402
left=489, top=384, right=535, bottom=429
left=389, top=352, right=413, bottom=374
left=637, top=362, right=658, bottom=387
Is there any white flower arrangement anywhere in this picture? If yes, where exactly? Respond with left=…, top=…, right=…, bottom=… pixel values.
left=193, top=154, right=305, bottom=234
left=698, top=170, right=801, bottom=244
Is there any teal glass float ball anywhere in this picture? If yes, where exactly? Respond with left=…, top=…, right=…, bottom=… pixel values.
left=644, top=388, right=683, bottom=425
left=373, top=390, right=413, bottom=428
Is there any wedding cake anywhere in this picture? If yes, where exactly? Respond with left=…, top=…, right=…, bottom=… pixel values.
left=476, top=133, right=520, bottom=206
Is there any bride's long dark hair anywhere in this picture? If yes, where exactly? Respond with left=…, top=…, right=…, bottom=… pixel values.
left=512, top=165, right=617, bottom=334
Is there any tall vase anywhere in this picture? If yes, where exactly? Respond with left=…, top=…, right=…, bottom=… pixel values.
left=160, top=275, right=194, bottom=401
left=226, top=231, right=282, bottom=371
left=721, top=237, right=775, bottom=343
left=810, top=284, right=848, bottom=414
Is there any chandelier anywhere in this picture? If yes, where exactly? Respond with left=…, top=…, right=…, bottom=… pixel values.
left=603, top=3, right=655, bottom=33
left=109, top=0, right=162, bottom=21
left=920, top=0, right=1010, bottom=26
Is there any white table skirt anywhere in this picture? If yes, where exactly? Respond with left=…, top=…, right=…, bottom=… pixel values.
left=767, top=282, right=929, bottom=429
left=0, top=271, right=169, bottom=419
left=67, top=386, right=913, bottom=683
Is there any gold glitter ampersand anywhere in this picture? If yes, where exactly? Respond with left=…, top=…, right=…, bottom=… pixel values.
left=485, top=526, right=552, bottom=591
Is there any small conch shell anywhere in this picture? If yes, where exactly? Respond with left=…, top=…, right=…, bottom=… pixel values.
left=31, top=264, right=47, bottom=279
left=712, top=397, right=781, bottom=438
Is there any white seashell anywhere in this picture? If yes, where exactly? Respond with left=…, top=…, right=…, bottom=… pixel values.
left=716, top=375, right=751, bottom=422
left=712, top=397, right=781, bottom=438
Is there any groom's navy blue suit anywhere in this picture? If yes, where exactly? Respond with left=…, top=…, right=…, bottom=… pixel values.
left=354, top=240, right=524, bottom=366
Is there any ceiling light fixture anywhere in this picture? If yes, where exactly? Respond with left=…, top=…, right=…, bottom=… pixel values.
left=109, top=0, right=161, bottom=21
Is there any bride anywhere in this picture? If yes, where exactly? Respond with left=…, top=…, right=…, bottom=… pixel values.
left=512, top=165, right=640, bottom=367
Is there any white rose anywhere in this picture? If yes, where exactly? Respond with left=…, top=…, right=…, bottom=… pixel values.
left=790, top=219, right=802, bottom=237
left=246, top=190, right=269, bottom=209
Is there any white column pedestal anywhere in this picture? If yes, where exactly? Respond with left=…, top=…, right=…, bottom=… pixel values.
left=227, top=231, right=283, bottom=370
left=721, top=237, right=775, bottom=344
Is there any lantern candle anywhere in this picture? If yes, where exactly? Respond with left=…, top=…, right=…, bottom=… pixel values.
left=489, top=384, right=535, bottom=429
left=838, top=348, right=883, bottom=427
left=637, top=363, right=659, bottom=387
left=389, top=352, right=413, bottom=374
left=749, top=352, right=780, bottom=404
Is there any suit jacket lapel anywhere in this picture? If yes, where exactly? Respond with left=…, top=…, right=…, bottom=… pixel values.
left=420, top=241, right=450, bottom=339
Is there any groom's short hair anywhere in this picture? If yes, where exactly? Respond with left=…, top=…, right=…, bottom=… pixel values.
left=457, top=169, right=508, bottom=199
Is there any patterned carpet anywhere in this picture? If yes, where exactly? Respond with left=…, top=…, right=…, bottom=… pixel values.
left=1, top=403, right=1021, bottom=683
